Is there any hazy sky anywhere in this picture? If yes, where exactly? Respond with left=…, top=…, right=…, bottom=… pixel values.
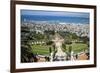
left=21, top=10, right=89, bottom=18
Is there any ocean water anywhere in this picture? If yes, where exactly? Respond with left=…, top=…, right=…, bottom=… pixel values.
left=21, top=15, right=89, bottom=24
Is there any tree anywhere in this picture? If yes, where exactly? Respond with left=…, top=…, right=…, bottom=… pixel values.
left=21, top=45, right=33, bottom=62
left=69, top=46, right=72, bottom=53
left=46, top=41, right=53, bottom=45
left=79, top=36, right=89, bottom=44
left=72, top=33, right=78, bottom=40
left=49, top=47, right=52, bottom=53
left=62, top=43, right=66, bottom=52
left=21, top=26, right=36, bottom=62
left=65, top=40, right=72, bottom=45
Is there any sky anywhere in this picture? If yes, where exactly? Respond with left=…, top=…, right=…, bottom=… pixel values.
left=21, top=10, right=89, bottom=18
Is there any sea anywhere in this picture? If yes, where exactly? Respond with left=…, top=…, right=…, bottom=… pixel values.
left=21, top=15, right=89, bottom=24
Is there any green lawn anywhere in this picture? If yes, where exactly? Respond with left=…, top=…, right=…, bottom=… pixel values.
left=31, top=43, right=88, bottom=55
left=31, top=45, right=50, bottom=55
left=66, top=43, right=88, bottom=53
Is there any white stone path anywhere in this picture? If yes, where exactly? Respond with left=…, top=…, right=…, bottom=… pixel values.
left=52, top=33, right=66, bottom=61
